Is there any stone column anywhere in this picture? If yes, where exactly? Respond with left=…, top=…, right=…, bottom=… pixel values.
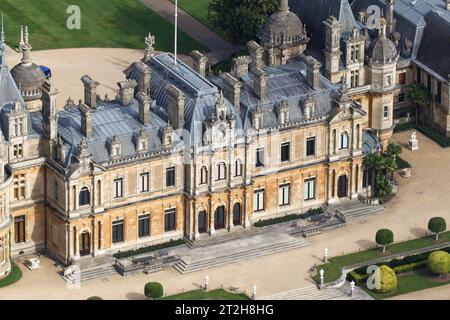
left=98, top=221, right=103, bottom=250
left=194, top=204, right=200, bottom=240
left=209, top=200, right=215, bottom=235
left=326, top=168, right=332, bottom=204
left=91, top=219, right=96, bottom=256
left=227, top=194, right=233, bottom=231
left=74, top=226, right=80, bottom=259
left=67, top=224, right=73, bottom=261
left=243, top=190, right=251, bottom=228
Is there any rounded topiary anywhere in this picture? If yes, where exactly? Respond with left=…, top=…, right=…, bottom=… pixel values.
left=144, top=282, right=164, bottom=299
left=427, top=251, right=450, bottom=277
left=86, top=296, right=103, bottom=300
left=428, top=217, right=446, bottom=240
left=376, top=265, right=397, bottom=294
left=375, top=229, right=394, bottom=253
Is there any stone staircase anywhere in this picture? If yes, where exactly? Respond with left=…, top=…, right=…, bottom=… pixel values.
left=259, top=286, right=349, bottom=300
left=187, top=227, right=264, bottom=248
left=326, top=200, right=384, bottom=222
left=63, top=255, right=118, bottom=283
left=173, top=237, right=308, bottom=274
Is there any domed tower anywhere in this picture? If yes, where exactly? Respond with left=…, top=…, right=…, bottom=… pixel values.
left=11, top=26, right=45, bottom=112
left=367, top=19, right=398, bottom=150
left=260, top=0, right=309, bottom=66
left=0, top=24, right=12, bottom=280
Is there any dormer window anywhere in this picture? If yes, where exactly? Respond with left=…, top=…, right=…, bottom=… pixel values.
left=14, top=118, right=24, bottom=136
left=110, top=135, right=121, bottom=158
left=278, top=100, right=289, bottom=125
left=136, top=129, right=148, bottom=153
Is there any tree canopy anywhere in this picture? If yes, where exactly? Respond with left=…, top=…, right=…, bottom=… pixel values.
left=209, top=0, right=279, bottom=44
left=376, top=229, right=394, bottom=252
left=428, top=217, right=447, bottom=240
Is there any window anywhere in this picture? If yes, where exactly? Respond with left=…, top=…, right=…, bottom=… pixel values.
left=13, top=118, right=24, bottom=137
left=235, top=159, right=242, bottom=177
left=436, top=82, right=442, bottom=104
left=140, top=173, right=149, bottom=193
left=306, top=137, right=316, bottom=157
left=253, top=189, right=265, bottom=212
left=0, top=236, right=4, bottom=264
left=340, top=132, right=349, bottom=149
left=13, top=174, right=26, bottom=200
left=114, top=178, right=123, bottom=199
left=397, top=93, right=405, bottom=103
left=138, top=214, right=150, bottom=238
left=281, top=142, right=290, bottom=162
left=384, top=106, right=389, bottom=118
left=279, top=184, right=290, bottom=206
left=112, top=220, right=124, bottom=243
left=398, top=72, right=406, bottom=85
left=427, top=74, right=431, bottom=90
left=386, top=75, right=393, bottom=86
left=14, top=215, right=26, bottom=243
left=200, top=166, right=208, bottom=184
left=13, top=144, right=23, bottom=158
left=216, top=162, right=226, bottom=181
left=79, top=187, right=90, bottom=206
left=166, top=167, right=175, bottom=187
left=416, top=68, right=421, bottom=83
left=304, top=178, right=316, bottom=201
left=164, top=208, right=176, bottom=232
left=256, top=148, right=265, bottom=168
left=54, top=181, right=59, bottom=201
left=350, top=70, right=359, bottom=88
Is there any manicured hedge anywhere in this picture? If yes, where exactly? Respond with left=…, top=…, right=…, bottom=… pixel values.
left=415, top=125, right=450, bottom=148
left=254, top=214, right=301, bottom=228
left=113, top=239, right=186, bottom=259
left=299, top=208, right=324, bottom=220
left=394, top=122, right=415, bottom=133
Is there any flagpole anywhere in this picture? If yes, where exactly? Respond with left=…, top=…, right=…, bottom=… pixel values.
left=174, top=0, right=178, bottom=65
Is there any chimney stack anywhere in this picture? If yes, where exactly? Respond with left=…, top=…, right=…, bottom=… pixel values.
left=117, top=79, right=137, bottom=106
left=445, top=0, right=450, bottom=10
left=190, top=50, right=208, bottom=77
left=306, top=56, right=322, bottom=89
left=136, top=92, right=151, bottom=125
left=232, top=56, right=252, bottom=78
left=386, top=0, right=395, bottom=35
left=79, top=103, right=93, bottom=138
left=81, top=75, right=100, bottom=109
left=167, top=85, right=185, bottom=130
left=247, top=41, right=264, bottom=72
left=135, top=62, right=151, bottom=95
left=254, top=68, right=268, bottom=101
left=223, top=73, right=242, bottom=112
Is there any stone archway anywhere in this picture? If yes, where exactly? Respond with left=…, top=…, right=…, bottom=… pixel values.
left=79, top=231, right=91, bottom=257
left=214, top=206, right=225, bottom=230
left=233, top=203, right=242, bottom=226
left=338, top=175, right=349, bottom=198
left=198, top=210, right=207, bottom=234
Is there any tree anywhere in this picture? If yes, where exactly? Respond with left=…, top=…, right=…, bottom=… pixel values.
left=376, top=265, right=397, bottom=294
left=428, top=217, right=447, bottom=240
left=209, top=0, right=279, bottom=44
left=407, top=83, right=432, bottom=124
left=144, top=282, right=164, bottom=300
left=386, top=143, right=402, bottom=162
left=364, top=154, right=394, bottom=201
left=427, top=251, right=450, bottom=277
left=86, top=296, right=103, bottom=300
left=375, top=229, right=394, bottom=253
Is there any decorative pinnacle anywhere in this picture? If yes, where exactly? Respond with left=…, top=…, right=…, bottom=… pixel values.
left=1, top=13, right=5, bottom=43
left=280, top=0, right=289, bottom=11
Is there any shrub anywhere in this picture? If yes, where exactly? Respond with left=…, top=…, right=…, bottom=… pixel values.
left=86, top=296, right=103, bottom=300
left=415, top=125, right=450, bottom=148
left=392, top=261, right=427, bottom=274
left=254, top=214, right=301, bottom=227
left=396, top=157, right=411, bottom=170
left=144, top=282, right=164, bottom=299
left=113, top=239, right=186, bottom=259
left=376, top=265, right=397, bottom=294
left=375, top=229, right=394, bottom=253
left=347, top=270, right=371, bottom=286
left=428, top=217, right=447, bottom=240
left=427, top=251, right=450, bottom=276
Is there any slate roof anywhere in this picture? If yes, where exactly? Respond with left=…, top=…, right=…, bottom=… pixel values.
left=290, top=0, right=360, bottom=62
left=56, top=100, right=167, bottom=165
left=212, top=58, right=346, bottom=130
left=0, top=64, right=25, bottom=108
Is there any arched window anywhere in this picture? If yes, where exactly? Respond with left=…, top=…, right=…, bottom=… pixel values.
left=340, top=132, right=349, bottom=149
left=79, top=187, right=90, bottom=207
left=200, top=166, right=208, bottom=185
left=235, top=159, right=243, bottom=177
left=216, top=162, right=226, bottom=181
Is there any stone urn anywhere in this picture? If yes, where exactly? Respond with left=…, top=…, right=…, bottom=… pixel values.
left=398, top=167, right=411, bottom=178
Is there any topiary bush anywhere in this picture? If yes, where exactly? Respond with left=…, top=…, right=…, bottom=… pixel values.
left=144, top=282, right=164, bottom=300
left=375, top=229, right=394, bottom=253
left=376, top=265, right=397, bottom=294
left=427, top=251, right=450, bottom=277
left=86, top=296, right=103, bottom=300
left=428, top=217, right=447, bottom=240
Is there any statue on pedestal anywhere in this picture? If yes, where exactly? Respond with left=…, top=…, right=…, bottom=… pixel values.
left=408, top=131, right=419, bottom=151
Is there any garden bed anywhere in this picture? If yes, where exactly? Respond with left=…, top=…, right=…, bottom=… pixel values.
left=160, top=288, right=249, bottom=300
left=113, top=239, right=186, bottom=259
left=0, top=264, right=22, bottom=288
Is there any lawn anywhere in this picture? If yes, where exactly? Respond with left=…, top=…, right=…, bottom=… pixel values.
left=1, top=0, right=205, bottom=53
left=363, top=270, right=450, bottom=300
left=160, top=289, right=249, bottom=300
left=313, top=231, right=450, bottom=283
left=0, top=264, right=23, bottom=288
left=175, top=0, right=212, bottom=29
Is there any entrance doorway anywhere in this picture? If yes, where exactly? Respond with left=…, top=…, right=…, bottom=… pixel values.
left=80, top=231, right=91, bottom=256
left=198, top=210, right=207, bottom=233
left=338, top=175, right=348, bottom=198
left=214, top=206, right=225, bottom=230
left=233, top=203, right=241, bottom=226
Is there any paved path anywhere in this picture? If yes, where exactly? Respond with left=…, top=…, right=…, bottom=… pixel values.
left=141, top=0, right=241, bottom=64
